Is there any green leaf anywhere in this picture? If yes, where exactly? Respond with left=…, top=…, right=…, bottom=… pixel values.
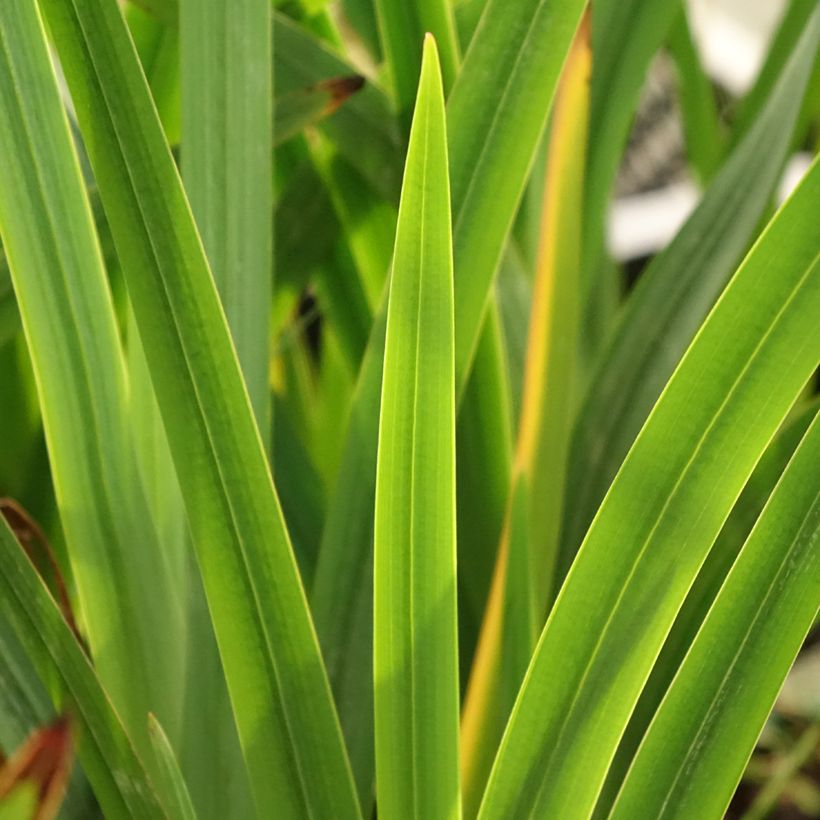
left=667, top=5, right=725, bottom=182
left=311, top=0, right=584, bottom=801
left=583, top=0, right=680, bottom=269
left=0, top=0, right=184, bottom=749
left=373, top=35, right=460, bottom=819
left=147, top=715, right=197, bottom=820
left=477, top=152, right=820, bottom=820
left=730, top=0, right=818, bottom=146
left=460, top=17, right=591, bottom=813
left=447, top=0, right=587, bottom=390
left=592, top=397, right=820, bottom=816
left=38, top=0, right=360, bottom=815
left=561, top=10, right=820, bottom=574
left=0, top=516, right=167, bottom=819
left=375, top=0, right=460, bottom=125
left=181, top=0, right=272, bottom=435
left=610, top=409, right=820, bottom=820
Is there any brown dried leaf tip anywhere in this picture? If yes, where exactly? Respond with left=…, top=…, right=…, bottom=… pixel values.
left=0, top=498, right=84, bottom=649
left=317, top=75, right=366, bottom=115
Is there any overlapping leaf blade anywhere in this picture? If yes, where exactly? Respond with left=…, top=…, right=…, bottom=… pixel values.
left=478, top=154, right=820, bottom=820
left=561, top=9, right=820, bottom=572
left=37, top=0, right=360, bottom=815
left=448, top=0, right=587, bottom=387
left=0, top=0, right=183, bottom=750
left=460, top=15, right=591, bottom=814
left=0, top=517, right=166, bottom=820
left=311, top=0, right=587, bottom=804
left=592, top=397, right=820, bottom=816
left=610, top=409, right=820, bottom=819
left=181, top=0, right=271, bottom=433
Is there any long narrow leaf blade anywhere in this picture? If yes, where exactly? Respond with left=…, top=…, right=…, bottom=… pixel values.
left=38, top=0, right=360, bottom=815
left=447, top=0, right=587, bottom=388
left=610, top=410, right=820, bottom=819
left=0, top=0, right=183, bottom=748
left=147, top=715, right=197, bottom=820
left=561, top=9, right=820, bottom=571
left=593, top=397, right=820, bottom=817
left=180, top=0, right=271, bottom=432
left=312, top=0, right=588, bottom=801
left=0, top=517, right=166, bottom=820
left=375, top=0, right=460, bottom=124
left=460, top=15, right=591, bottom=813
left=478, top=154, right=820, bottom=820
left=374, top=35, right=460, bottom=820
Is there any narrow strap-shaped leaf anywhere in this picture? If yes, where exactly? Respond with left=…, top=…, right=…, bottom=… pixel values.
left=0, top=0, right=183, bottom=748
left=147, top=715, right=197, bottom=820
left=667, top=5, right=724, bottom=183
left=460, top=15, right=591, bottom=814
left=610, top=410, right=820, bottom=820
left=561, top=9, right=820, bottom=573
left=374, top=35, right=460, bottom=819
left=447, top=0, right=587, bottom=390
left=312, top=0, right=585, bottom=801
left=0, top=517, right=167, bottom=820
left=478, top=153, right=820, bottom=820
left=730, top=0, right=817, bottom=146
left=177, top=7, right=273, bottom=814
left=180, top=0, right=271, bottom=435
left=39, top=0, right=360, bottom=815
left=375, top=0, right=460, bottom=126
left=593, top=397, right=820, bottom=817
left=582, top=0, right=680, bottom=268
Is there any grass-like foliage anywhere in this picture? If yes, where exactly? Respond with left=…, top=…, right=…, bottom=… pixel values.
left=0, top=0, right=817, bottom=818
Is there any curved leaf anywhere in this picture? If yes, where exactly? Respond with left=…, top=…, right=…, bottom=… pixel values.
left=0, top=517, right=166, bottom=819
left=561, top=9, right=820, bottom=571
left=610, top=409, right=820, bottom=819
left=478, top=153, right=820, bottom=820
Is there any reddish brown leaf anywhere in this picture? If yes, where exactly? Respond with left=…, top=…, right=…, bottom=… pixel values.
left=0, top=716, right=73, bottom=820
left=0, top=499, right=83, bottom=648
